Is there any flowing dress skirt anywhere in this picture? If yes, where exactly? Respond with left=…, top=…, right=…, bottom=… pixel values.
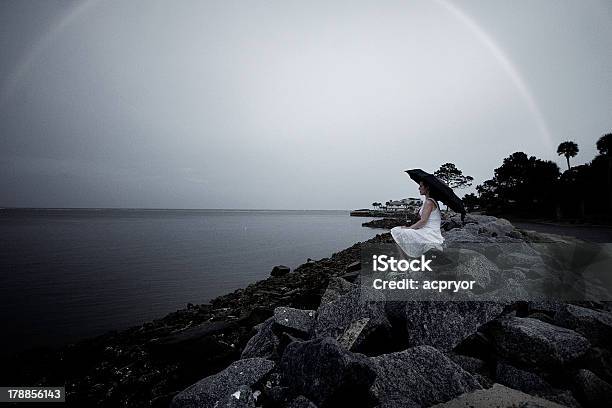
left=390, top=226, right=444, bottom=258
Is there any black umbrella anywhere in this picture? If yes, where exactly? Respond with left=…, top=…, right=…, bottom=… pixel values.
left=405, top=169, right=466, bottom=221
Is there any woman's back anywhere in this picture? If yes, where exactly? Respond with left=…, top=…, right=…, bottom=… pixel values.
left=420, top=197, right=442, bottom=230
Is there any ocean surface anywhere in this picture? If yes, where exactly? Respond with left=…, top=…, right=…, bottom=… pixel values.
left=0, top=209, right=379, bottom=355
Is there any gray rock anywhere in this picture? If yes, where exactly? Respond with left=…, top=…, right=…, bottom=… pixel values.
left=442, top=218, right=463, bottom=232
left=453, top=249, right=498, bottom=289
left=585, top=347, right=612, bottom=384
left=487, top=278, right=530, bottom=302
left=241, top=308, right=315, bottom=359
left=286, top=395, right=318, bottom=408
left=241, top=318, right=279, bottom=359
left=496, top=252, right=544, bottom=269
left=403, top=301, right=507, bottom=351
left=459, top=218, right=524, bottom=242
left=273, top=307, right=315, bottom=337
left=430, top=383, right=566, bottom=407
left=479, top=217, right=516, bottom=238
left=528, top=301, right=564, bottom=317
left=555, top=304, right=612, bottom=347
left=447, top=353, right=488, bottom=376
left=171, top=358, right=275, bottom=408
left=336, top=317, right=370, bottom=350
left=503, top=268, right=528, bottom=282
left=370, top=345, right=481, bottom=407
left=573, top=369, right=612, bottom=408
left=443, top=228, right=493, bottom=244
left=488, top=317, right=590, bottom=368
left=214, top=384, right=256, bottom=408
left=528, top=312, right=555, bottom=325
left=495, top=363, right=553, bottom=395
left=271, top=265, right=290, bottom=276
left=280, top=337, right=376, bottom=408
left=340, top=271, right=360, bottom=283
left=478, top=243, right=505, bottom=262
left=320, top=277, right=356, bottom=306
left=543, top=391, right=583, bottom=408
left=314, top=286, right=391, bottom=352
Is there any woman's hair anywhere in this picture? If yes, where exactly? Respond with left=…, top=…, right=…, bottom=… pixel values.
left=421, top=181, right=440, bottom=209
left=420, top=180, right=430, bottom=193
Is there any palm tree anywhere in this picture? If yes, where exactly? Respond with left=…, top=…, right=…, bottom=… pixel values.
left=557, top=141, right=579, bottom=170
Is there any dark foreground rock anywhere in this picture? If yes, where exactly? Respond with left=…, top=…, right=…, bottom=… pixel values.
left=573, top=369, right=612, bottom=408
left=487, top=317, right=591, bottom=369
left=402, top=301, right=508, bottom=351
left=170, top=358, right=274, bottom=408
left=271, top=265, right=291, bottom=277
left=280, top=337, right=376, bottom=407
left=431, top=383, right=567, bottom=407
left=369, top=345, right=481, bottom=407
left=314, top=286, right=393, bottom=353
left=555, top=303, right=612, bottom=348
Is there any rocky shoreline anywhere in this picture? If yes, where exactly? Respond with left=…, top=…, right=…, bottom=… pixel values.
left=5, top=215, right=612, bottom=408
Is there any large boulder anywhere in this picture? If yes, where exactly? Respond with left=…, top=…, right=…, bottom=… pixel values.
left=555, top=304, right=612, bottom=348
left=496, top=252, right=544, bottom=269
left=171, top=358, right=275, bottom=408
left=273, top=307, right=315, bottom=337
left=487, top=317, right=590, bottom=368
left=241, top=317, right=279, bottom=359
left=402, top=301, right=508, bottom=351
left=585, top=347, right=612, bottom=384
left=320, top=277, right=356, bottom=306
left=241, top=307, right=315, bottom=359
left=473, top=216, right=516, bottom=238
left=430, top=383, right=567, bottom=408
left=214, top=384, right=256, bottom=408
left=452, top=249, right=499, bottom=290
left=280, top=337, right=376, bottom=408
left=573, top=369, right=612, bottom=408
left=494, top=362, right=554, bottom=395
left=443, top=228, right=494, bottom=244
left=271, top=265, right=290, bottom=277
left=286, top=395, right=318, bottom=408
left=314, top=286, right=392, bottom=352
left=369, top=345, right=481, bottom=407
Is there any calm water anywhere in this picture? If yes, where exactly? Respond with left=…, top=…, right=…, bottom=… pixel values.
left=0, top=209, right=377, bottom=355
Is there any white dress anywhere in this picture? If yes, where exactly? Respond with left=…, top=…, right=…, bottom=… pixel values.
left=390, top=197, right=444, bottom=257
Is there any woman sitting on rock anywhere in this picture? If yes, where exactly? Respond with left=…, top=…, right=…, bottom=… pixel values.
left=390, top=180, right=444, bottom=258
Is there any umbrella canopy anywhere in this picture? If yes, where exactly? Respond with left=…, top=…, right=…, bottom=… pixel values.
left=405, top=169, right=466, bottom=220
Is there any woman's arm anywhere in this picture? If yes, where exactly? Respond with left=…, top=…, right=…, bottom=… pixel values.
left=404, top=200, right=434, bottom=229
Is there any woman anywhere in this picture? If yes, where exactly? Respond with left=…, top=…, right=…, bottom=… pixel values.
left=390, top=180, right=444, bottom=258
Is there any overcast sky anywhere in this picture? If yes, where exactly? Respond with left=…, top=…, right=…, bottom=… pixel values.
left=1, top=0, right=611, bottom=209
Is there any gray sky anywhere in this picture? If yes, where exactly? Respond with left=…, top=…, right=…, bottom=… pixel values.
left=1, top=0, right=611, bottom=209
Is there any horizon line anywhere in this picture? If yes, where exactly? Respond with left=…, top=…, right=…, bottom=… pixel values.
left=0, top=206, right=354, bottom=212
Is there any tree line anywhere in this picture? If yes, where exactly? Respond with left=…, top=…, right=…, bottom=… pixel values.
left=457, top=132, right=612, bottom=221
